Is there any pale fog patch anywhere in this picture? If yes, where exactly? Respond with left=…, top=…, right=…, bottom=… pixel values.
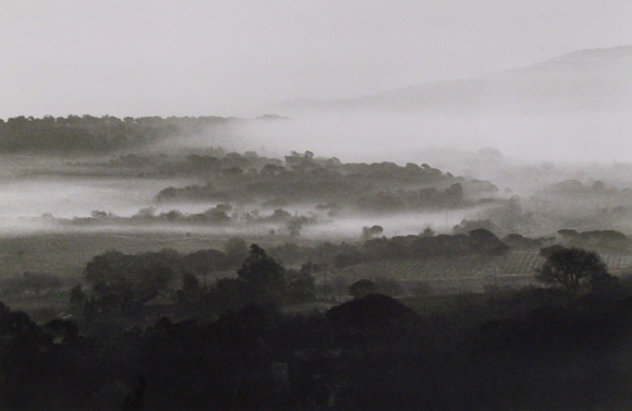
left=202, top=111, right=632, bottom=165
left=0, top=176, right=196, bottom=219
left=303, top=207, right=482, bottom=240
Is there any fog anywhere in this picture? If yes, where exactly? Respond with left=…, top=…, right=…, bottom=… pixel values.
left=2, top=108, right=631, bottom=239
left=303, top=208, right=480, bottom=240
left=0, top=176, right=194, bottom=219
left=0, top=165, right=481, bottom=239
left=213, top=111, right=632, bottom=165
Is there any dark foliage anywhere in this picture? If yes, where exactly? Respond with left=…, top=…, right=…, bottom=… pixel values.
left=236, top=244, right=288, bottom=304
left=2, top=281, right=632, bottom=410
left=536, top=247, right=609, bottom=294
left=151, top=151, right=497, bottom=212
left=4, top=238, right=632, bottom=409
left=2, top=257, right=632, bottom=411
left=0, top=115, right=230, bottom=153
left=558, top=229, right=631, bottom=253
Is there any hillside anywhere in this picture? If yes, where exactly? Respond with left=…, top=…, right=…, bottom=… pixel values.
left=283, top=45, right=632, bottom=113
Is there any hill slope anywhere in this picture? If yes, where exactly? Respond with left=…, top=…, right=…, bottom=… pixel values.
left=284, top=45, right=632, bottom=113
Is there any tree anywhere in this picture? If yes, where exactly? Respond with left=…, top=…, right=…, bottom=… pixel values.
left=83, top=250, right=177, bottom=297
left=361, top=225, right=384, bottom=240
left=535, top=247, right=609, bottom=294
left=237, top=244, right=287, bottom=303
left=421, top=226, right=435, bottom=238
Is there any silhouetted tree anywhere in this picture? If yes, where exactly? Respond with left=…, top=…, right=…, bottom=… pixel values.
left=421, top=226, right=435, bottom=238
left=361, top=225, right=384, bottom=240
left=238, top=244, right=288, bottom=303
left=536, top=247, right=608, bottom=294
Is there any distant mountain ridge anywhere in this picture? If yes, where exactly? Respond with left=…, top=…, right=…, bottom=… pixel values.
left=281, top=45, right=632, bottom=113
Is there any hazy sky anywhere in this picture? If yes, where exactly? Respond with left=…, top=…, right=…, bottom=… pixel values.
left=2, top=0, right=632, bottom=118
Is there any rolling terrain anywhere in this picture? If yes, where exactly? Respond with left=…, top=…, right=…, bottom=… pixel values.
left=283, top=45, right=632, bottom=113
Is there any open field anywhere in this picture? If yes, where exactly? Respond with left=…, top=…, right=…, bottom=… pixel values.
left=0, top=230, right=312, bottom=279
left=323, top=250, right=632, bottom=294
left=4, top=228, right=632, bottom=289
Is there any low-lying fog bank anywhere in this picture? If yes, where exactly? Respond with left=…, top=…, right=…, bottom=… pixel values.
left=0, top=206, right=483, bottom=242
left=2, top=112, right=632, bottom=246
left=0, top=175, right=196, bottom=219
left=218, top=111, right=632, bottom=165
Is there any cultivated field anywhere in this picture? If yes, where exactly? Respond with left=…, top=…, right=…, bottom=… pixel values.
left=322, top=250, right=632, bottom=294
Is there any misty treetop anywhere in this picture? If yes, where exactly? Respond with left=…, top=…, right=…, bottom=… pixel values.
left=36, top=204, right=318, bottom=239
left=150, top=150, right=498, bottom=212
left=0, top=114, right=503, bottom=219
left=76, top=147, right=495, bottom=209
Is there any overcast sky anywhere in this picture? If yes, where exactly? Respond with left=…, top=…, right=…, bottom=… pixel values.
left=2, top=0, right=632, bottom=118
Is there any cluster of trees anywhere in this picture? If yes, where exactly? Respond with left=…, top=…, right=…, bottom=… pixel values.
left=1, top=244, right=631, bottom=409
left=541, top=179, right=631, bottom=197
left=355, top=183, right=465, bottom=211
left=114, top=152, right=285, bottom=179
left=502, top=232, right=553, bottom=249
left=536, top=246, right=622, bottom=296
left=557, top=229, right=631, bottom=253
left=78, top=206, right=232, bottom=225
left=68, top=244, right=316, bottom=329
left=336, top=228, right=509, bottom=268
left=361, top=225, right=384, bottom=240
left=77, top=242, right=241, bottom=291
left=46, top=205, right=317, bottom=237
left=0, top=115, right=231, bottom=153
left=260, top=229, right=510, bottom=271
left=152, top=150, right=497, bottom=212
left=208, top=245, right=316, bottom=309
